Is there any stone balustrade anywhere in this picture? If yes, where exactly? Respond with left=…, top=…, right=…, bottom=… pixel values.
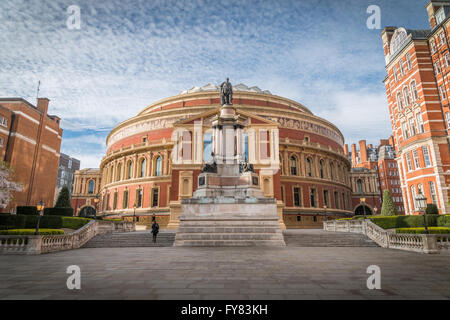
left=323, top=219, right=448, bottom=254
left=0, top=220, right=135, bottom=255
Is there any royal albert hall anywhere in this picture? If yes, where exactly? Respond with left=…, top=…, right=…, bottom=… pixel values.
left=97, top=83, right=353, bottom=229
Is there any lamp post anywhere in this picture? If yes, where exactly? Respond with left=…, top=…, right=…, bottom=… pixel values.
left=415, top=191, right=428, bottom=234
left=93, top=194, right=100, bottom=219
left=360, top=197, right=366, bottom=220
left=133, top=203, right=137, bottom=227
left=374, top=207, right=378, bottom=216
left=323, top=205, right=327, bottom=221
left=35, top=200, right=45, bottom=235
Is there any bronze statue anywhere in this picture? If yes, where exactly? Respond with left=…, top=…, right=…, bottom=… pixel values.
left=220, top=78, right=233, bottom=105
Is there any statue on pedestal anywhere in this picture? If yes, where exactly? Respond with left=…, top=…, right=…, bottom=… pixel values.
left=220, top=78, right=233, bottom=105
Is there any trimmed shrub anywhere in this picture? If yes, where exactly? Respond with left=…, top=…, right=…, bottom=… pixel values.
left=362, top=215, right=440, bottom=229
left=16, top=206, right=38, bottom=215
left=425, top=204, right=439, bottom=215
left=55, top=186, right=72, bottom=208
left=396, top=227, right=450, bottom=234
left=437, top=215, right=450, bottom=228
left=44, top=207, right=74, bottom=217
left=0, top=229, right=64, bottom=235
left=61, top=217, right=90, bottom=230
left=0, top=214, right=26, bottom=229
left=381, top=189, right=398, bottom=216
left=23, top=215, right=63, bottom=229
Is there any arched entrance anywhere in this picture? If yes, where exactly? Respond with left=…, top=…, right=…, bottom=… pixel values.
left=354, top=205, right=372, bottom=216
left=79, top=206, right=96, bottom=218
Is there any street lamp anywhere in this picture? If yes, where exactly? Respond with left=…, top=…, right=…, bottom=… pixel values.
left=93, top=194, right=100, bottom=219
left=35, top=200, right=45, bottom=235
left=415, top=191, right=429, bottom=234
left=323, top=205, right=327, bottom=221
left=360, top=197, right=367, bottom=220
left=374, top=207, right=378, bottom=215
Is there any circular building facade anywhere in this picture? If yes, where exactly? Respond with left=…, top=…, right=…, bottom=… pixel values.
left=99, top=84, right=353, bottom=228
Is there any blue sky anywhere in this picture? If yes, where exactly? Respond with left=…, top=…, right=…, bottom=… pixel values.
left=0, top=0, right=431, bottom=168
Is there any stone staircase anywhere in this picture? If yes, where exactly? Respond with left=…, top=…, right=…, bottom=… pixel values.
left=82, top=230, right=175, bottom=248
left=174, top=217, right=286, bottom=246
left=283, top=229, right=378, bottom=247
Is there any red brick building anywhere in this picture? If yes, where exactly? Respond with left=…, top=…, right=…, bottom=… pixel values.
left=71, top=168, right=102, bottom=216
left=0, top=98, right=62, bottom=212
left=96, top=84, right=354, bottom=228
left=381, top=0, right=450, bottom=215
left=346, top=138, right=405, bottom=214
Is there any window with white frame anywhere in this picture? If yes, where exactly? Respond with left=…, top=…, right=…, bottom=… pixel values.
left=440, top=85, right=447, bottom=100
left=431, top=41, right=436, bottom=53
left=436, top=7, right=446, bottom=25
left=422, top=146, right=432, bottom=167
left=411, top=185, right=417, bottom=210
left=397, top=92, right=403, bottom=110
left=399, top=60, right=405, bottom=76
left=403, top=86, right=411, bottom=105
left=435, top=61, right=441, bottom=74
left=406, top=52, right=412, bottom=70
left=446, top=53, right=450, bottom=67
left=393, top=66, right=398, bottom=82
left=0, top=137, right=3, bottom=147
left=402, top=122, right=408, bottom=139
left=440, top=33, right=446, bottom=46
left=429, top=181, right=437, bottom=204
left=410, top=80, right=419, bottom=101
left=409, top=117, right=416, bottom=136
left=406, top=152, right=412, bottom=171
left=416, top=113, right=424, bottom=133
left=0, top=117, right=7, bottom=127
left=412, top=149, right=420, bottom=169
left=446, top=112, right=450, bottom=129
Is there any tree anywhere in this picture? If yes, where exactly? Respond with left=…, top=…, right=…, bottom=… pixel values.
left=381, top=189, right=398, bottom=216
left=55, top=186, right=72, bottom=208
left=0, top=161, right=23, bottom=209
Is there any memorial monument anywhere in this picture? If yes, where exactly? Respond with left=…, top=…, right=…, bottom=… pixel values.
left=174, top=79, right=286, bottom=246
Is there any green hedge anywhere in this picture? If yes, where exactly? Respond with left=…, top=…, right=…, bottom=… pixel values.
left=0, top=229, right=64, bottom=235
left=16, top=206, right=38, bottom=215
left=437, top=215, right=450, bottom=228
left=61, top=217, right=90, bottom=230
left=44, top=207, right=74, bottom=217
left=0, top=215, right=90, bottom=230
left=396, top=227, right=450, bottom=234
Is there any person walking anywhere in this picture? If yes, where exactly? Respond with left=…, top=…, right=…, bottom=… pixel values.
left=151, top=220, right=159, bottom=243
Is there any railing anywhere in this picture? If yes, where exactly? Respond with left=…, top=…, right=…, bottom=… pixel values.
left=0, top=220, right=135, bottom=255
left=323, top=219, right=448, bottom=254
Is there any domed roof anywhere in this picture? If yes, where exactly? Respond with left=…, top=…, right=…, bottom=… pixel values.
left=180, top=83, right=272, bottom=95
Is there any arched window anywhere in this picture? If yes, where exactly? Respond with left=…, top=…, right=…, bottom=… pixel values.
left=88, top=180, right=94, bottom=194
left=109, top=166, right=113, bottom=183
left=330, top=163, right=335, bottom=180
left=182, top=131, right=192, bottom=161
left=319, top=160, right=324, bottom=178
left=410, top=80, right=419, bottom=101
left=126, top=160, right=133, bottom=179
left=390, top=28, right=408, bottom=55
left=397, top=92, right=403, bottom=110
left=243, top=132, right=249, bottom=160
left=116, top=163, right=122, bottom=181
left=203, top=132, right=213, bottom=162
left=357, top=179, right=363, bottom=193
left=306, top=157, right=312, bottom=177
left=139, top=158, right=146, bottom=178
left=279, top=154, right=284, bottom=175
left=403, top=86, right=411, bottom=106
left=155, top=156, right=162, bottom=176
left=290, top=155, right=298, bottom=175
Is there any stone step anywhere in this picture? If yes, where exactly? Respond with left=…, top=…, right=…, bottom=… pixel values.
left=176, top=232, right=285, bottom=241
left=173, top=239, right=286, bottom=247
left=177, top=227, right=282, bottom=233
left=282, top=231, right=378, bottom=247
left=82, top=231, right=175, bottom=248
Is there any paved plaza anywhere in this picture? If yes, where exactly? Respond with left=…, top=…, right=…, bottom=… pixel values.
left=0, top=243, right=449, bottom=300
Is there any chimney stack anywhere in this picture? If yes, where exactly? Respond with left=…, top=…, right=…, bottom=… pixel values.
left=351, top=143, right=357, bottom=166
left=359, top=140, right=368, bottom=163
left=36, top=98, right=49, bottom=115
